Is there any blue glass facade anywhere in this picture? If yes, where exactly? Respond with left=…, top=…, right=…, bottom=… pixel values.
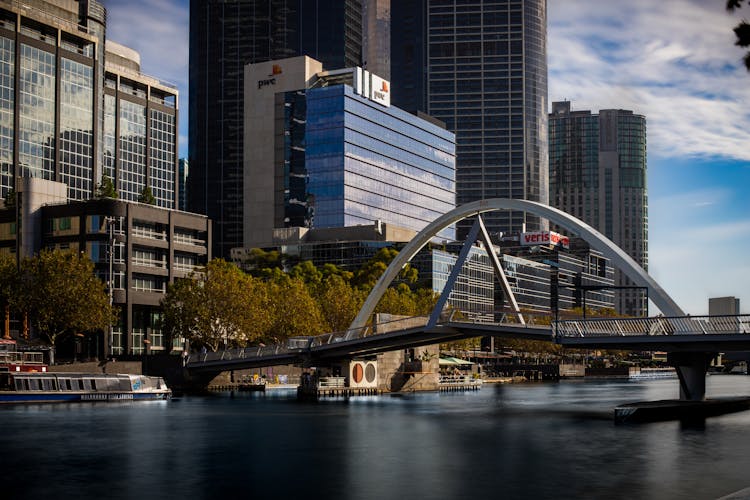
left=305, top=85, right=456, bottom=240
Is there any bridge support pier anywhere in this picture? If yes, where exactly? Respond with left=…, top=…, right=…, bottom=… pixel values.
left=668, top=352, right=715, bottom=401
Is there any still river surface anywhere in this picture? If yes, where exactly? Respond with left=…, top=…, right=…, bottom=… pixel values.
left=7, top=376, right=750, bottom=500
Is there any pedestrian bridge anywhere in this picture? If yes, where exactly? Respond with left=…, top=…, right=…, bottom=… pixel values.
left=185, top=199, right=747, bottom=402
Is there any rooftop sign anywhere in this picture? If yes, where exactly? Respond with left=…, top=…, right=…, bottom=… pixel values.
left=354, top=68, right=390, bottom=107
left=520, top=231, right=570, bottom=250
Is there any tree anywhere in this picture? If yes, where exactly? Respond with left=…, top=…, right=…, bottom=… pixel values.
left=161, top=259, right=272, bottom=351
left=0, top=253, right=19, bottom=338
left=18, top=249, right=115, bottom=346
left=317, top=275, right=366, bottom=332
left=3, top=188, right=16, bottom=210
left=265, top=277, right=327, bottom=341
left=138, top=185, right=156, bottom=205
left=727, top=1, right=750, bottom=69
left=353, top=247, right=418, bottom=290
left=96, top=175, right=118, bottom=199
left=241, top=248, right=285, bottom=276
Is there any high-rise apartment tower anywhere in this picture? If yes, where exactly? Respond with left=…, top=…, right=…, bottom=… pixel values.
left=549, top=101, right=648, bottom=316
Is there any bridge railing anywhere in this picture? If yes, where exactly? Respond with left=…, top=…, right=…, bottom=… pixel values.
left=444, top=309, right=553, bottom=328
left=555, top=314, right=750, bottom=338
left=185, top=309, right=557, bottom=366
left=185, top=344, right=297, bottom=364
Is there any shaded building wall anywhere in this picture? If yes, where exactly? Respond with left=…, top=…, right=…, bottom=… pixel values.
left=391, top=0, right=549, bottom=238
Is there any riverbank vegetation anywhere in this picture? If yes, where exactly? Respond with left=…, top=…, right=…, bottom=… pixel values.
left=0, top=250, right=115, bottom=346
left=161, top=248, right=438, bottom=351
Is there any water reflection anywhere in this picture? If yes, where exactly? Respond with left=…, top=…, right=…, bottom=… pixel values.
left=5, top=377, right=750, bottom=500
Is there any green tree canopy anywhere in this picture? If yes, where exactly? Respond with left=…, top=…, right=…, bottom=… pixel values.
left=3, top=188, right=16, bottom=210
left=161, top=259, right=273, bottom=351
left=96, top=174, right=118, bottom=199
left=138, top=185, right=156, bottom=205
left=353, top=247, right=418, bottom=290
left=242, top=248, right=285, bottom=277
left=18, top=249, right=115, bottom=345
left=0, top=253, right=19, bottom=337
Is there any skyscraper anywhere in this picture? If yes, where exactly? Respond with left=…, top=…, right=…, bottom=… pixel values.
left=188, top=0, right=368, bottom=258
left=549, top=101, right=648, bottom=316
left=391, top=0, right=548, bottom=238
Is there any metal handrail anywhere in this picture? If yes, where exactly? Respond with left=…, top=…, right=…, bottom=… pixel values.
left=185, top=309, right=557, bottom=366
left=555, top=314, right=750, bottom=338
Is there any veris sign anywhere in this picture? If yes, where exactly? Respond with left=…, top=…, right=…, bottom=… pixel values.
left=520, top=231, right=570, bottom=249
left=257, top=64, right=282, bottom=89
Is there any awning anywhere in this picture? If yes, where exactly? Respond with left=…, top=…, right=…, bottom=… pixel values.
left=439, top=357, right=474, bottom=366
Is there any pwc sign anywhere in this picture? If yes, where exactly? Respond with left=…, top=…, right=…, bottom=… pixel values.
left=520, top=231, right=570, bottom=249
left=369, top=73, right=391, bottom=107
left=257, top=64, right=283, bottom=89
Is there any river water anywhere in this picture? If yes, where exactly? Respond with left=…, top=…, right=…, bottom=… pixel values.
left=6, top=376, right=750, bottom=500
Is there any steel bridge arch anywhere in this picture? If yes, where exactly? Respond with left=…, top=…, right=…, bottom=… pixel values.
left=349, top=198, right=684, bottom=332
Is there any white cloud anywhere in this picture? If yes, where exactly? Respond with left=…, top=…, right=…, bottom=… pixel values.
left=549, top=0, right=750, bottom=161
left=102, top=0, right=189, bottom=156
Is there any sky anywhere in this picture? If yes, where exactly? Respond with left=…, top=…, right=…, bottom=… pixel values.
left=102, top=0, right=750, bottom=315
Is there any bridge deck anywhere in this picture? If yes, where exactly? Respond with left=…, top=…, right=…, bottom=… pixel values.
left=185, top=314, right=750, bottom=375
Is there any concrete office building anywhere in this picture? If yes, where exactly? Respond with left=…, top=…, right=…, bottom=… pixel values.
left=709, top=297, right=740, bottom=316
left=189, top=0, right=388, bottom=258
left=0, top=1, right=202, bottom=356
left=243, top=56, right=456, bottom=250
left=549, top=101, right=648, bottom=316
left=391, top=0, right=549, bottom=238
left=0, top=0, right=178, bottom=208
left=0, top=178, right=211, bottom=356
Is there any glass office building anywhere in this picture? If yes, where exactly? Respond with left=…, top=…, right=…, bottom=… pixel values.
left=0, top=2, right=178, bottom=208
left=549, top=101, right=648, bottom=316
left=391, top=0, right=549, bottom=239
left=304, top=85, right=456, bottom=240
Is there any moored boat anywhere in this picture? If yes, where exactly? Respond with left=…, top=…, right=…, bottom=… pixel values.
left=0, top=371, right=171, bottom=403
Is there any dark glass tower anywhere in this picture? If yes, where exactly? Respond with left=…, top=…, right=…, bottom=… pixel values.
left=188, top=0, right=363, bottom=258
left=391, top=0, right=548, bottom=238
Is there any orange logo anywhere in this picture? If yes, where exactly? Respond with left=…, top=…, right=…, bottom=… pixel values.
left=381, top=80, right=389, bottom=92
left=271, top=64, right=282, bottom=75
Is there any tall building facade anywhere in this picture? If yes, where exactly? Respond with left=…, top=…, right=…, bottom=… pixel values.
left=549, top=101, right=648, bottom=316
left=0, top=1, right=199, bottom=357
left=244, top=56, right=455, bottom=249
left=188, top=0, right=369, bottom=258
left=0, top=0, right=178, bottom=208
left=391, top=0, right=549, bottom=238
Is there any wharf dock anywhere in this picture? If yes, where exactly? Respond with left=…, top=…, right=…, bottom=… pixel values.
left=438, top=375, right=483, bottom=392
left=208, top=382, right=266, bottom=391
